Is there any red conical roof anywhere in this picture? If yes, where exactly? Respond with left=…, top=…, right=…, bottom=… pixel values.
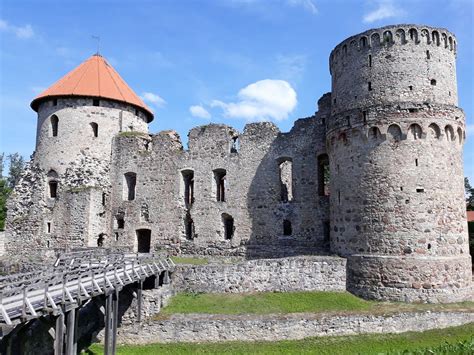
left=31, top=54, right=154, bottom=122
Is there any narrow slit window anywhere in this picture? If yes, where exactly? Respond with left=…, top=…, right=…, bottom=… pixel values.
left=124, top=172, right=137, bottom=201
left=47, top=222, right=51, bottom=234
left=214, top=169, right=226, bottom=202
left=416, top=188, right=425, bottom=193
left=102, top=192, right=106, bottom=206
left=185, top=214, right=194, bottom=240
left=90, top=122, right=98, bottom=137
left=317, top=154, right=330, bottom=197
left=368, top=54, right=372, bottom=67
left=362, top=111, right=367, bottom=124
left=283, top=220, right=292, bottom=236
left=426, top=50, right=430, bottom=59
left=430, top=79, right=437, bottom=86
left=182, top=170, right=194, bottom=206
left=50, top=115, right=59, bottom=137
left=368, top=82, right=372, bottom=91
left=415, top=158, right=418, bottom=166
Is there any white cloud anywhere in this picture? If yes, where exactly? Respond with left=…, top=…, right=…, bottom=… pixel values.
left=189, top=105, right=211, bottom=119
left=363, top=0, right=405, bottom=23
left=211, top=79, right=297, bottom=122
left=141, top=92, right=166, bottom=108
left=287, top=0, right=318, bottom=14
left=0, top=19, right=34, bottom=39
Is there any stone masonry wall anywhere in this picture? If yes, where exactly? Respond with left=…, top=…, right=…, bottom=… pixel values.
left=172, top=256, right=346, bottom=293
left=116, top=310, right=474, bottom=344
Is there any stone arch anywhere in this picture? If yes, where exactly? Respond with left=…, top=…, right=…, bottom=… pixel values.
left=420, top=29, right=430, bottom=44
left=360, top=36, right=368, bottom=48
left=445, top=125, right=455, bottom=141
left=382, top=30, right=393, bottom=44
left=428, top=123, right=441, bottom=139
left=457, top=127, right=463, bottom=144
left=395, top=29, right=406, bottom=44
left=408, top=28, right=418, bottom=43
left=432, top=30, right=440, bottom=46
left=370, top=33, right=380, bottom=47
left=387, top=124, right=402, bottom=142
left=408, top=123, right=423, bottom=140
left=50, top=115, right=59, bottom=137
left=368, top=126, right=382, bottom=141
left=442, top=33, right=448, bottom=48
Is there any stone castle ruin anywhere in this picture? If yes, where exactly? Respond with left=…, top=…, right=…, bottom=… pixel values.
left=5, top=24, right=473, bottom=303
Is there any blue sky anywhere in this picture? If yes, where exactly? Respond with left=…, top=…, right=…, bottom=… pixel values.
left=0, top=0, right=473, bottom=181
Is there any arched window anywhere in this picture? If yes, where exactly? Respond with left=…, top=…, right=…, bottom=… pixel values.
left=90, top=122, right=98, bottom=137
left=47, top=170, right=59, bottom=198
left=222, top=213, right=234, bottom=240
left=383, top=30, right=392, bottom=44
left=409, top=28, right=418, bottom=42
left=360, top=36, right=368, bottom=48
left=457, top=127, right=463, bottom=144
left=428, top=123, right=441, bottom=139
left=442, top=33, right=448, bottom=48
left=283, top=220, right=292, bottom=236
left=408, top=124, right=423, bottom=140
left=369, top=126, right=381, bottom=141
left=371, top=33, right=380, bottom=47
left=387, top=124, right=402, bottom=142
left=445, top=125, right=455, bottom=141
left=123, top=172, right=137, bottom=201
left=396, top=29, right=406, bottom=44
left=317, top=154, right=329, bottom=197
left=449, top=37, right=453, bottom=51
left=278, top=158, right=293, bottom=202
left=50, top=115, right=59, bottom=137
left=432, top=31, right=440, bottom=46
left=421, top=29, right=430, bottom=44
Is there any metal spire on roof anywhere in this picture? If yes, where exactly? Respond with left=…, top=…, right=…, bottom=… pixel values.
left=91, top=35, right=101, bottom=56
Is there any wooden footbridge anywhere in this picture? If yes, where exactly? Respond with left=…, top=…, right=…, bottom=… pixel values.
left=0, top=248, right=175, bottom=354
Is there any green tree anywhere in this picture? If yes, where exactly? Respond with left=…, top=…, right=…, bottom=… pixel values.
left=7, top=153, right=24, bottom=189
left=465, top=177, right=474, bottom=211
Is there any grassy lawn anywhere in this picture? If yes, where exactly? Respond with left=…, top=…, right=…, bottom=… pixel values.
left=157, top=291, right=474, bottom=317
left=170, top=256, right=209, bottom=265
left=159, top=291, right=373, bottom=316
left=88, top=323, right=474, bottom=354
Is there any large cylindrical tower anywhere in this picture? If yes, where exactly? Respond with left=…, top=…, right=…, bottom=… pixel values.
left=327, top=25, right=472, bottom=302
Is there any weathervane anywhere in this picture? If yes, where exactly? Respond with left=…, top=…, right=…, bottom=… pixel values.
left=91, top=35, right=100, bottom=55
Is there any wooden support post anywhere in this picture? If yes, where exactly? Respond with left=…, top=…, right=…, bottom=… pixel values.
left=65, top=307, right=76, bottom=355
left=104, top=293, right=113, bottom=355
left=54, top=311, right=65, bottom=355
left=111, top=289, right=119, bottom=355
left=137, top=281, right=143, bottom=323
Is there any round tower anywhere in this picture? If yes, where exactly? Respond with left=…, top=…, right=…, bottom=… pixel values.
left=31, top=54, right=153, bottom=174
left=326, top=25, right=472, bottom=302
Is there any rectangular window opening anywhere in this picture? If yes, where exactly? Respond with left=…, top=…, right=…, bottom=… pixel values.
left=279, top=160, right=293, bottom=202
left=368, top=82, right=372, bottom=91
left=416, top=188, right=425, bottom=193
left=47, top=222, right=51, bottom=234
left=214, top=169, right=226, bottom=202
left=49, top=181, right=58, bottom=198
left=283, top=220, right=292, bottom=236
left=124, top=172, right=137, bottom=201
left=368, top=54, right=372, bottom=67
left=223, top=214, right=234, bottom=240
left=318, top=154, right=330, bottom=197
left=182, top=170, right=194, bottom=207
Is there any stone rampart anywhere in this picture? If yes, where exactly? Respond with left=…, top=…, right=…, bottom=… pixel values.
left=172, top=256, right=346, bottom=293
left=115, top=310, right=474, bottom=344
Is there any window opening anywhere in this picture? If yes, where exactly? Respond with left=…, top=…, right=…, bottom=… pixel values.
left=430, top=79, right=436, bottom=86
left=90, top=122, right=98, bottom=137
left=279, top=159, right=293, bottom=202
left=116, top=216, right=125, bottom=229
left=51, top=115, right=59, bottom=137
left=47, top=222, right=51, bottom=234
left=317, top=154, right=330, bottom=197
left=368, top=55, right=372, bottom=67
left=323, top=221, right=330, bottom=242
left=136, top=229, right=151, bottom=253
left=368, top=82, right=372, bottom=91
left=185, top=213, right=195, bottom=240
left=49, top=181, right=58, bottom=198
left=283, top=220, right=292, bottom=236
left=214, top=169, right=226, bottom=202
left=416, top=188, right=425, bottom=193
left=93, top=99, right=100, bottom=106
left=53, top=98, right=58, bottom=106
left=182, top=170, right=194, bottom=206
left=222, top=213, right=234, bottom=240
left=124, top=172, right=137, bottom=201
left=231, top=136, right=239, bottom=153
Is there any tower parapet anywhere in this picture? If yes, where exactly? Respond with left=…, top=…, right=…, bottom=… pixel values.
left=327, top=24, right=472, bottom=303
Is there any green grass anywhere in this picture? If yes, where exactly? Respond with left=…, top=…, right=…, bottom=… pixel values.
left=170, top=256, right=209, bottom=265
left=159, top=291, right=374, bottom=316
left=88, top=323, right=474, bottom=354
left=158, top=291, right=474, bottom=317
